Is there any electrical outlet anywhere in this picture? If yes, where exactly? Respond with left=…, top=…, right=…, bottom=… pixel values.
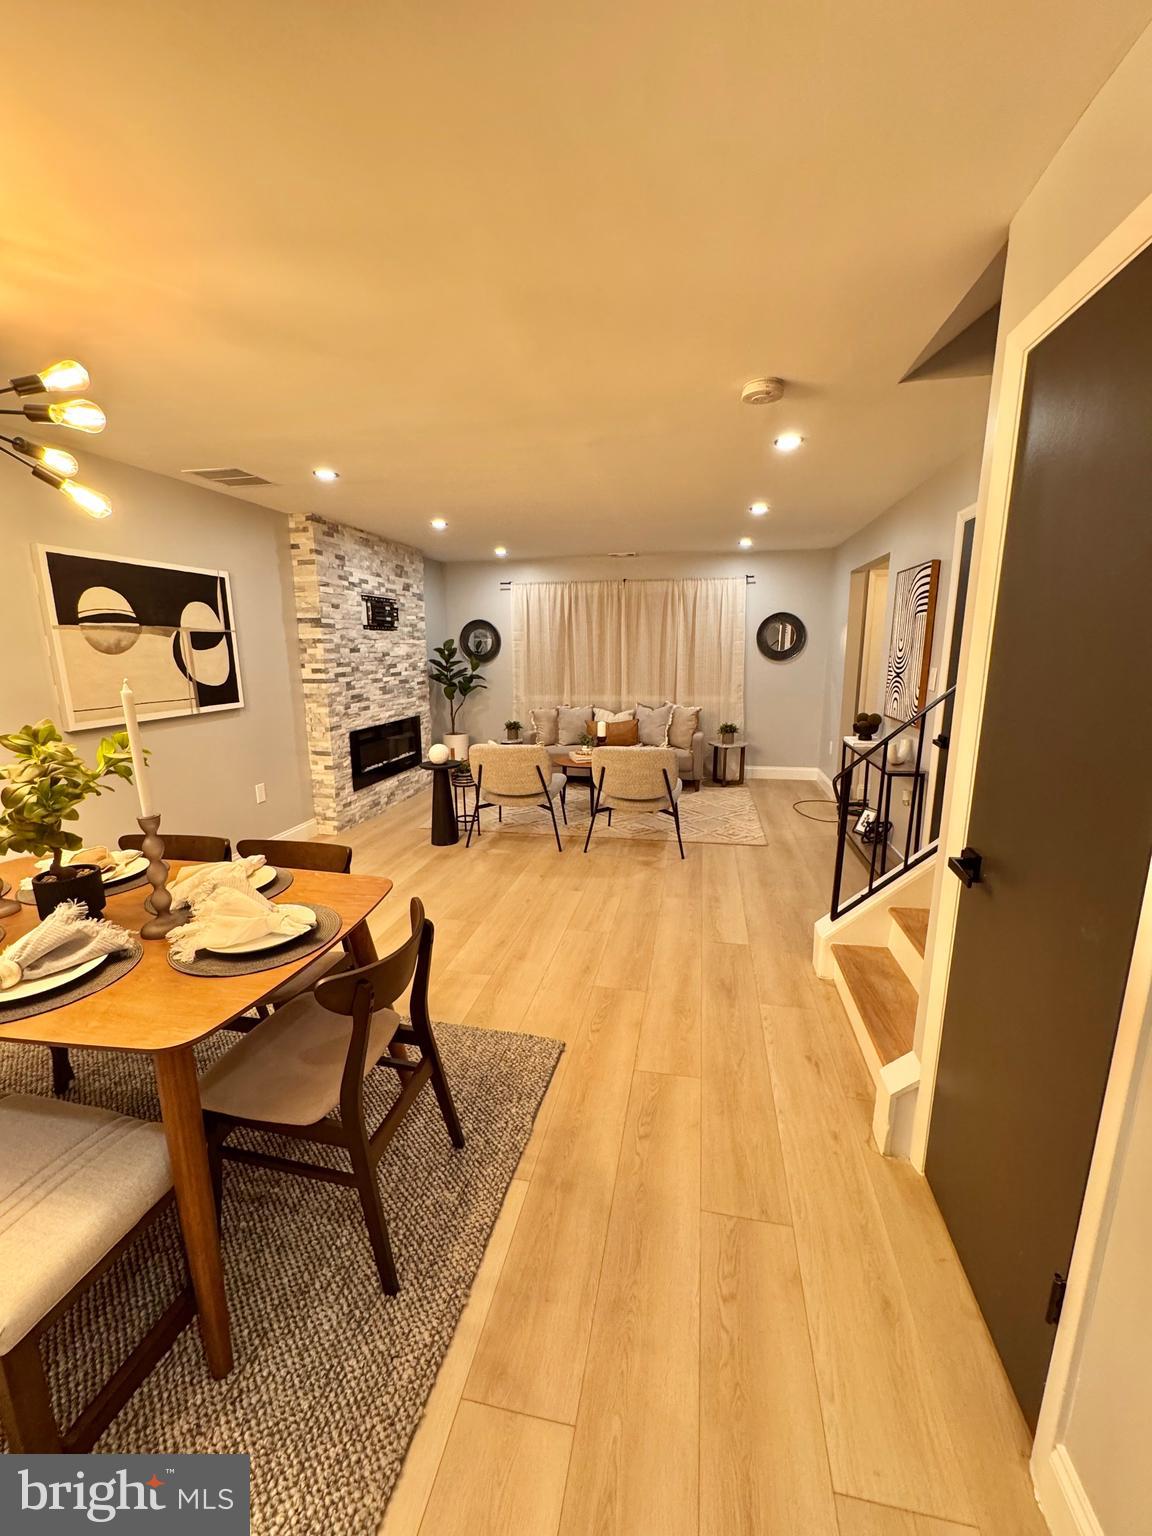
left=827, top=739, right=834, bottom=755
left=901, top=788, right=912, bottom=807
left=254, top=782, right=266, bottom=804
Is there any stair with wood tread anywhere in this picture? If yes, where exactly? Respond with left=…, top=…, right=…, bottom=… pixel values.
left=830, top=944, right=917, bottom=1068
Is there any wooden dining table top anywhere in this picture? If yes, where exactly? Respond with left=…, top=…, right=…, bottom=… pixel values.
left=0, top=859, right=393, bottom=1054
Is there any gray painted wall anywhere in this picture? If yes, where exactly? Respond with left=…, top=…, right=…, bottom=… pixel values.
left=818, top=448, right=982, bottom=781
left=434, top=550, right=835, bottom=769
left=0, top=449, right=313, bottom=851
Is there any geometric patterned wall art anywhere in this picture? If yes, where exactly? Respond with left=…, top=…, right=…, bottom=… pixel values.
left=36, top=546, right=244, bottom=731
left=884, top=557, right=940, bottom=720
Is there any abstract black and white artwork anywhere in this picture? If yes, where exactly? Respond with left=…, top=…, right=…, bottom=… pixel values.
left=884, top=558, right=940, bottom=720
left=37, top=546, right=244, bottom=731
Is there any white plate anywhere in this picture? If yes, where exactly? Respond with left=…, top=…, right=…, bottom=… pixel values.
left=251, top=864, right=278, bottom=890
left=203, top=905, right=316, bottom=957
left=0, top=954, right=106, bottom=1005
left=103, top=855, right=149, bottom=884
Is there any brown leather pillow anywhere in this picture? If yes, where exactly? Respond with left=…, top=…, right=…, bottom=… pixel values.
left=588, top=718, right=639, bottom=746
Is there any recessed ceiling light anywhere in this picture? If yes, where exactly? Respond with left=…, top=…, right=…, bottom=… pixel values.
left=493, top=546, right=508, bottom=558
left=312, top=466, right=339, bottom=482
left=739, top=536, right=753, bottom=549
left=773, top=432, right=804, bottom=454
left=749, top=501, right=769, bottom=517
left=430, top=517, right=447, bottom=530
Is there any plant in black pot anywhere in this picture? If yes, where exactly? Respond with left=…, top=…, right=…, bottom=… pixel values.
left=853, top=712, right=883, bottom=742
left=0, top=719, right=139, bottom=919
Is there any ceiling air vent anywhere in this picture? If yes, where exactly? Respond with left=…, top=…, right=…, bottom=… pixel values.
left=182, top=466, right=273, bottom=488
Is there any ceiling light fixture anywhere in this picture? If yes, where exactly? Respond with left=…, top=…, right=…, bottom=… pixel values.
left=312, top=466, right=339, bottom=482
left=739, top=537, right=753, bottom=549
left=430, top=517, right=447, bottom=530
left=773, top=431, right=805, bottom=453
left=0, top=356, right=112, bottom=515
left=749, top=501, right=769, bottom=517
left=493, top=546, right=508, bottom=558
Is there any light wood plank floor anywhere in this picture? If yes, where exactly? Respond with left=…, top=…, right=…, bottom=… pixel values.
left=344, top=781, right=1045, bottom=1536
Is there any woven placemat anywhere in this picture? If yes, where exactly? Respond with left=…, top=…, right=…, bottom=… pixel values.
left=0, top=940, right=144, bottom=1026
left=166, top=903, right=341, bottom=977
left=152, top=866, right=295, bottom=915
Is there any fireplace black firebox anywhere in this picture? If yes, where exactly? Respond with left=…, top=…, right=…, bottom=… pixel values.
left=349, top=716, right=422, bottom=791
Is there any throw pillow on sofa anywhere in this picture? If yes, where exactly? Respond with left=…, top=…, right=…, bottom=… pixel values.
left=531, top=707, right=559, bottom=746
left=593, top=707, right=635, bottom=724
left=635, top=701, right=673, bottom=747
left=589, top=717, right=640, bottom=746
left=668, top=704, right=701, bottom=750
left=557, top=705, right=591, bottom=746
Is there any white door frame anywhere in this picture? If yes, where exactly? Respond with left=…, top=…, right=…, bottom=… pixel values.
left=909, top=186, right=1152, bottom=1524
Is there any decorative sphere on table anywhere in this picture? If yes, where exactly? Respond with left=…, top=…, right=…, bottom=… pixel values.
left=428, top=743, right=450, bottom=764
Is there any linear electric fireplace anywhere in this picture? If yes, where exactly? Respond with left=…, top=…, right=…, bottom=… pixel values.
left=349, top=715, right=422, bottom=791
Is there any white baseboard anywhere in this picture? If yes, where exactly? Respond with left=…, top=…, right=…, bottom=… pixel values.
left=745, top=765, right=823, bottom=781
left=815, top=768, right=834, bottom=799
left=1034, top=1445, right=1103, bottom=1536
left=273, top=817, right=319, bottom=840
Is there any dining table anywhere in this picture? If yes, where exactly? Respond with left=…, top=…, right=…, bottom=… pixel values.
left=0, top=858, right=393, bottom=1379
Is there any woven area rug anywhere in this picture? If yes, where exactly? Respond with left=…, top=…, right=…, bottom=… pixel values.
left=458, top=782, right=767, bottom=846
left=0, top=1023, right=562, bottom=1535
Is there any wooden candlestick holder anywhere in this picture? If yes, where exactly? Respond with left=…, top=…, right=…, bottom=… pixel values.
left=137, top=813, right=184, bottom=939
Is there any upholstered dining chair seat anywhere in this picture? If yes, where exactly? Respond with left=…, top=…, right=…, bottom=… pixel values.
left=0, top=1094, right=171, bottom=1352
left=199, top=993, right=403, bottom=1126
left=599, top=777, right=683, bottom=811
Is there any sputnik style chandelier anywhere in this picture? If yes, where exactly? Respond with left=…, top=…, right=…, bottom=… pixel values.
left=0, top=358, right=112, bottom=518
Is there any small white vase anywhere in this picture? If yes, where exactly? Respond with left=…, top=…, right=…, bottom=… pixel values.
left=444, top=733, right=471, bottom=762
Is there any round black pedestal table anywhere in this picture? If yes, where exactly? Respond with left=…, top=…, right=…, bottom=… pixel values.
left=420, top=760, right=460, bottom=846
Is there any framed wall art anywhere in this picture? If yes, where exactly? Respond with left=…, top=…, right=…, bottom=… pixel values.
left=36, top=546, right=244, bottom=731
left=884, top=558, right=940, bottom=719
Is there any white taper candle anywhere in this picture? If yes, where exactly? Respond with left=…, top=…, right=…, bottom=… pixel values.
left=120, top=677, right=154, bottom=818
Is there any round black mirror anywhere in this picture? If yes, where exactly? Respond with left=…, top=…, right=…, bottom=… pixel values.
left=756, top=611, right=806, bottom=660
left=460, top=619, right=501, bottom=663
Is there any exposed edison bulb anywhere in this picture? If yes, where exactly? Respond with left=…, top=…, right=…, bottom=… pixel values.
left=12, top=437, right=79, bottom=477
left=61, top=480, right=112, bottom=518
left=47, top=399, right=106, bottom=433
left=39, top=359, right=91, bottom=393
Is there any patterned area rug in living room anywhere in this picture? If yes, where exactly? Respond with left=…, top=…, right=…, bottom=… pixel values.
left=0, top=1023, right=562, bottom=1536
left=466, top=781, right=767, bottom=846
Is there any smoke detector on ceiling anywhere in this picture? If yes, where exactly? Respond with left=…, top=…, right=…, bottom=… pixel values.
left=741, top=377, right=786, bottom=406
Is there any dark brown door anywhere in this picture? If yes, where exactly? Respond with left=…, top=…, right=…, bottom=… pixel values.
left=926, top=242, right=1152, bottom=1427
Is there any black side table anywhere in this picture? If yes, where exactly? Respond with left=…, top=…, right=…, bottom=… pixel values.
left=420, top=760, right=460, bottom=846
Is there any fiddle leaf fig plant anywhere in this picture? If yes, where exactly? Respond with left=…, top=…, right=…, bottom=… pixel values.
left=0, top=718, right=139, bottom=874
left=428, top=638, right=487, bottom=732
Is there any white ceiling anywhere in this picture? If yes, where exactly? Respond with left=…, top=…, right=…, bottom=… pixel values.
left=2, top=2, right=1148, bottom=558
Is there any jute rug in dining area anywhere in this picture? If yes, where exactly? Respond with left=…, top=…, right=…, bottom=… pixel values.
left=0, top=1022, right=562, bottom=1536
left=452, top=781, right=768, bottom=845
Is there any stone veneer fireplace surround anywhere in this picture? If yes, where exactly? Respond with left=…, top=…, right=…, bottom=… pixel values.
left=290, top=512, right=431, bottom=833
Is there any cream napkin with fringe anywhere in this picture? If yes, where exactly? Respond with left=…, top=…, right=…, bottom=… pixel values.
left=169, top=855, right=268, bottom=910
left=0, top=901, right=134, bottom=991
left=168, top=886, right=313, bottom=963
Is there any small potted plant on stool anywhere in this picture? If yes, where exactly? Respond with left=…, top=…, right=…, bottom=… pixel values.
left=718, top=721, right=740, bottom=745
left=0, top=719, right=138, bottom=919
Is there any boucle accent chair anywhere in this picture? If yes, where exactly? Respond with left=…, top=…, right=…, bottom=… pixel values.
left=466, top=743, right=568, bottom=852
left=583, top=746, right=685, bottom=859
left=0, top=1092, right=193, bottom=1452
left=200, top=897, right=464, bottom=1296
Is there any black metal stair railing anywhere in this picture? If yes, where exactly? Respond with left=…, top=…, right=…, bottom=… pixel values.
left=829, top=686, right=956, bottom=921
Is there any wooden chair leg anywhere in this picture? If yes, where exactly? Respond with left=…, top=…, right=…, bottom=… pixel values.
left=50, top=1046, right=74, bottom=1096
left=411, top=1018, right=466, bottom=1149
left=346, top=1124, right=400, bottom=1295
left=0, top=1336, right=61, bottom=1453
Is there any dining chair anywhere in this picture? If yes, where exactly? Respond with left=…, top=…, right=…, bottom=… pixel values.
left=583, top=746, right=686, bottom=859
left=0, top=1092, right=194, bottom=1452
left=235, top=837, right=352, bottom=874
left=466, top=744, right=568, bottom=851
left=199, top=897, right=464, bottom=1294
left=119, top=832, right=232, bottom=862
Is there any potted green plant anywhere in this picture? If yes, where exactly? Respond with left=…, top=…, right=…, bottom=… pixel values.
left=718, top=721, right=740, bottom=744
left=428, top=639, right=487, bottom=760
left=0, top=719, right=138, bottom=919
left=505, top=718, right=522, bottom=742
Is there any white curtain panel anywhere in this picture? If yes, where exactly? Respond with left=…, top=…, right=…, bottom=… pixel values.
left=512, top=577, right=745, bottom=730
